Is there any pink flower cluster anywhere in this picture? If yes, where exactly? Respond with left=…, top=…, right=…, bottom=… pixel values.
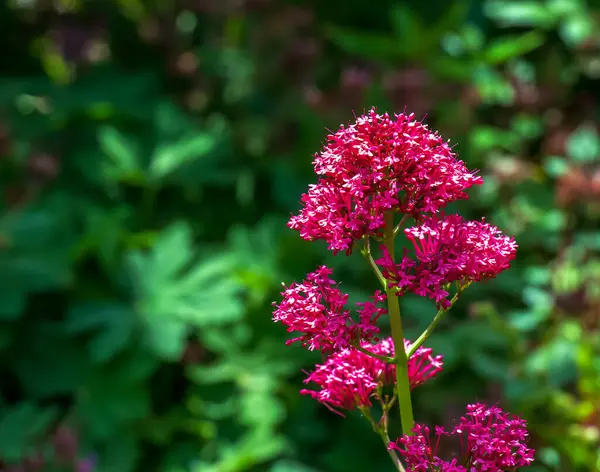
left=272, top=266, right=384, bottom=351
left=378, top=215, right=518, bottom=308
left=288, top=109, right=483, bottom=254
left=301, top=337, right=443, bottom=414
left=390, top=404, right=535, bottom=471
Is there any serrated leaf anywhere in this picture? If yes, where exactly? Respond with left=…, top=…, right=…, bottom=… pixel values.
left=150, top=133, right=215, bottom=179
left=128, top=222, right=243, bottom=359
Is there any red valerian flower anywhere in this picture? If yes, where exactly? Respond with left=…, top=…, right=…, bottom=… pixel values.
left=390, top=404, right=535, bottom=471
left=272, top=266, right=384, bottom=351
left=288, top=108, right=482, bottom=254
left=300, top=337, right=443, bottom=414
left=377, top=215, right=518, bottom=308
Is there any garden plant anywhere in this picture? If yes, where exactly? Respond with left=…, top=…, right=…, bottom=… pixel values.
left=274, top=109, right=534, bottom=472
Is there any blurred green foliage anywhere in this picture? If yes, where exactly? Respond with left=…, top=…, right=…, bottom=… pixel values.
left=0, top=0, right=599, bottom=471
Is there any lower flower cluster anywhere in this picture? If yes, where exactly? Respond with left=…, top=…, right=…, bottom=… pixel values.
left=301, top=337, right=443, bottom=414
left=390, top=404, right=535, bottom=472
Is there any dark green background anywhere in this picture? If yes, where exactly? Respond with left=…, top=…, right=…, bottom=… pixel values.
left=0, top=0, right=599, bottom=471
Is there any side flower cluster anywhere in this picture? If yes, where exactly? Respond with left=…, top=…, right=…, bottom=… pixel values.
left=272, top=265, right=384, bottom=352
left=301, top=338, right=443, bottom=414
left=390, top=404, right=535, bottom=471
left=288, top=108, right=483, bottom=254
left=377, top=215, right=518, bottom=308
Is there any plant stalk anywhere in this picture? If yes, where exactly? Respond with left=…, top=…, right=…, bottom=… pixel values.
left=407, top=283, right=469, bottom=358
left=384, top=211, right=414, bottom=437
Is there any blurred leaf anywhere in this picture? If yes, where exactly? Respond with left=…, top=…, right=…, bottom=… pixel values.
left=525, top=331, right=579, bottom=387
left=150, top=133, right=216, bottom=179
left=99, top=434, right=140, bottom=472
left=326, top=25, right=402, bottom=60
left=484, top=0, right=556, bottom=27
left=511, top=113, right=544, bottom=139
left=508, top=309, right=550, bottom=332
left=98, top=125, right=142, bottom=179
left=128, top=222, right=243, bottom=359
left=67, top=302, right=136, bottom=363
left=13, top=324, right=91, bottom=397
left=390, top=4, right=422, bottom=50
left=471, top=126, right=520, bottom=152
left=270, top=461, right=320, bottom=472
left=473, top=66, right=515, bottom=105
left=566, top=125, right=599, bottom=163
left=469, top=350, right=511, bottom=380
left=560, top=13, right=594, bottom=47
left=0, top=403, right=58, bottom=461
left=543, top=156, right=570, bottom=177
left=75, top=371, right=150, bottom=439
left=483, top=31, right=546, bottom=64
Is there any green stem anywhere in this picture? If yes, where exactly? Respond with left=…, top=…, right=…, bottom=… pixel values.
left=392, top=214, right=409, bottom=237
left=384, top=211, right=414, bottom=437
left=362, top=237, right=387, bottom=290
left=406, top=283, right=469, bottom=358
left=380, top=399, right=406, bottom=472
left=354, top=343, right=395, bottom=363
left=359, top=405, right=406, bottom=472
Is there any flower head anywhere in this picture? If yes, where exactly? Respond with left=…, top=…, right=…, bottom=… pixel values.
left=390, top=404, right=535, bottom=471
left=378, top=215, right=517, bottom=308
left=272, top=266, right=384, bottom=351
left=301, top=337, right=443, bottom=414
left=288, top=109, right=483, bottom=254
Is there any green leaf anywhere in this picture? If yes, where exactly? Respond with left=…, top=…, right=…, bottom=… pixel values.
left=390, top=4, right=422, bottom=50
left=525, top=335, right=578, bottom=387
left=473, top=66, right=515, bottom=105
left=483, top=31, right=546, bottom=64
left=127, top=222, right=243, bottom=360
left=560, top=13, right=594, bottom=47
left=74, top=370, right=150, bottom=439
left=508, top=309, right=550, bottom=332
left=149, top=133, right=216, bottom=179
left=544, top=156, right=570, bottom=177
left=484, top=0, right=556, bottom=28
left=470, top=126, right=520, bottom=152
left=511, top=113, right=544, bottom=139
left=0, top=403, right=58, bottom=461
left=270, top=460, right=320, bottom=472
left=13, top=324, right=91, bottom=397
left=469, top=350, right=511, bottom=380
left=326, top=25, right=402, bottom=60
left=0, top=201, right=75, bottom=320
left=566, top=125, right=599, bottom=162
left=98, top=434, right=140, bottom=472
left=67, top=302, right=136, bottom=363
left=98, top=126, right=140, bottom=173
left=0, top=288, right=25, bottom=321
